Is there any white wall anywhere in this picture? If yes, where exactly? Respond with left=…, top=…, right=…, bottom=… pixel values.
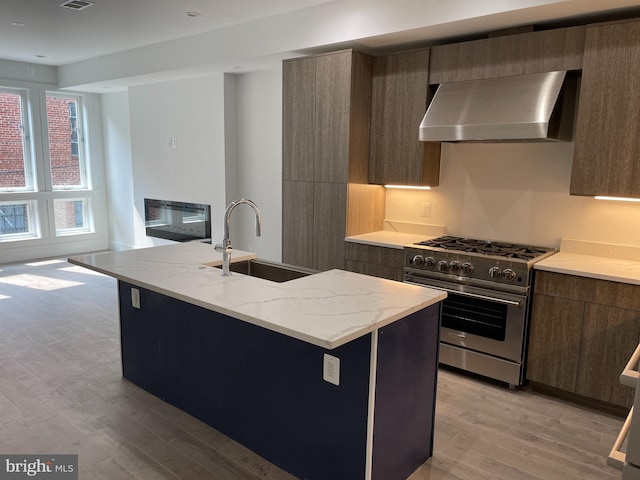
left=101, top=91, right=135, bottom=250
left=233, top=68, right=283, bottom=262
left=385, top=142, right=640, bottom=248
left=127, top=75, right=228, bottom=248
left=99, top=69, right=283, bottom=261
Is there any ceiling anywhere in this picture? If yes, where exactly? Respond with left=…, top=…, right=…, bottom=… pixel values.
left=4, top=0, right=640, bottom=93
left=0, top=0, right=341, bottom=66
left=3, top=0, right=640, bottom=68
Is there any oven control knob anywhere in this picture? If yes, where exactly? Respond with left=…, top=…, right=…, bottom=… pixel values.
left=437, top=261, right=449, bottom=272
left=503, top=268, right=517, bottom=281
left=411, top=255, right=425, bottom=266
left=462, top=262, right=474, bottom=275
left=425, top=257, right=435, bottom=268
left=489, top=266, right=502, bottom=279
left=449, top=261, right=461, bottom=274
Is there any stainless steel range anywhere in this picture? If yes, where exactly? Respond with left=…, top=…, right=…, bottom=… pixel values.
left=404, top=235, right=556, bottom=388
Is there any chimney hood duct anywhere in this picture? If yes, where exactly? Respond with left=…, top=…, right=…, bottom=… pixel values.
left=419, top=71, right=578, bottom=142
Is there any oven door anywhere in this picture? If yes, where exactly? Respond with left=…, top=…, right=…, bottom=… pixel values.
left=404, top=274, right=527, bottom=362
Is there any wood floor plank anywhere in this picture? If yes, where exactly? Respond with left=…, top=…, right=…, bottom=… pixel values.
left=108, top=442, right=179, bottom=480
left=170, top=431, right=272, bottom=480
left=113, top=397, right=185, bottom=441
left=92, top=457, right=137, bottom=480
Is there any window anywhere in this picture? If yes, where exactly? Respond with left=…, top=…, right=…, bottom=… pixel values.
left=54, top=198, right=90, bottom=235
left=0, top=85, right=99, bottom=246
left=47, top=94, right=86, bottom=189
left=0, top=89, right=33, bottom=192
left=0, top=201, right=37, bottom=240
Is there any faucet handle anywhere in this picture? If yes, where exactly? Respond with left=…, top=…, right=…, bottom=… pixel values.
left=214, top=243, right=224, bottom=252
left=225, top=245, right=233, bottom=255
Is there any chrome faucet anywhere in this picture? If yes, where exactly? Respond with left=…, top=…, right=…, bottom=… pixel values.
left=215, top=199, right=261, bottom=276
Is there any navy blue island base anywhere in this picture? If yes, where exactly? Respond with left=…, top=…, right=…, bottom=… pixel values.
left=118, top=280, right=441, bottom=480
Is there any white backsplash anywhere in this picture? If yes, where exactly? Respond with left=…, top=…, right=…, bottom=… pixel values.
left=382, top=220, right=445, bottom=236
left=385, top=142, right=640, bottom=249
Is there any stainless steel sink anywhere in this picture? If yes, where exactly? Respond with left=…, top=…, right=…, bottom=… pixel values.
left=212, top=258, right=317, bottom=283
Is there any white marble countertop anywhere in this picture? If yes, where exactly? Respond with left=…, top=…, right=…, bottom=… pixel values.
left=345, top=221, right=446, bottom=249
left=346, top=231, right=433, bottom=249
left=69, top=242, right=446, bottom=349
left=534, top=239, right=640, bottom=285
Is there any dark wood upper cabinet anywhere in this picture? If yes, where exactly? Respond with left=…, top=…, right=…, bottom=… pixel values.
left=282, top=56, right=316, bottom=183
left=283, top=50, right=371, bottom=185
left=429, top=26, right=585, bottom=84
left=368, top=48, right=440, bottom=186
left=570, top=20, right=640, bottom=197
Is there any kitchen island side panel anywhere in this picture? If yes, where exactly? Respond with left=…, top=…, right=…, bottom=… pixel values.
left=372, top=304, right=441, bottom=480
left=118, top=281, right=371, bottom=480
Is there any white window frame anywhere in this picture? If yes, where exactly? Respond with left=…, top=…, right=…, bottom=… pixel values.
left=53, top=197, right=93, bottom=236
left=0, top=87, right=36, bottom=193
left=0, top=200, right=39, bottom=242
left=0, top=80, right=107, bottom=261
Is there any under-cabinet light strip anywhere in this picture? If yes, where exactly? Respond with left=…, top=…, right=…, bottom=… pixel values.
left=594, top=196, right=640, bottom=203
left=384, top=185, right=431, bottom=190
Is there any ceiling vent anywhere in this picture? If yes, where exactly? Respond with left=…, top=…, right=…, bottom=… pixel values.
left=59, top=0, right=95, bottom=10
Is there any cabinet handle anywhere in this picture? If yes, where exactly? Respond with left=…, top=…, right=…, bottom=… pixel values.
left=608, top=406, right=633, bottom=470
left=621, top=342, right=640, bottom=388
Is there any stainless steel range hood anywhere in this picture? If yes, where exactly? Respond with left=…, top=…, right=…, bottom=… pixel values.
left=419, top=71, right=578, bottom=142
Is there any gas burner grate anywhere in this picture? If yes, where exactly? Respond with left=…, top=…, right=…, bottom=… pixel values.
left=414, top=235, right=553, bottom=261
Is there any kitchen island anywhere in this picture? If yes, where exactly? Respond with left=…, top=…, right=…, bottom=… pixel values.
left=69, top=242, right=446, bottom=480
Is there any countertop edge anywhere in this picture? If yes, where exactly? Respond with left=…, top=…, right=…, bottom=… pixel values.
left=534, top=252, right=640, bottom=286
left=345, top=237, right=406, bottom=249
left=68, top=245, right=446, bottom=349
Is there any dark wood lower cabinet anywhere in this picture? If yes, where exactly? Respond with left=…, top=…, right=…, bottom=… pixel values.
left=282, top=180, right=314, bottom=269
left=527, top=271, right=640, bottom=408
left=527, top=294, right=583, bottom=392
left=576, top=304, right=639, bottom=406
left=345, top=242, right=404, bottom=282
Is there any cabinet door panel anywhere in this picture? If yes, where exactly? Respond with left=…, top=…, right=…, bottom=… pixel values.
left=315, top=52, right=352, bottom=183
left=345, top=242, right=404, bottom=281
left=313, top=182, right=347, bottom=271
left=429, top=26, right=585, bottom=84
left=283, top=58, right=316, bottom=182
left=575, top=304, right=640, bottom=407
left=282, top=181, right=314, bottom=269
left=526, top=294, right=583, bottom=391
left=571, top=21, right=640, bottom=197
left=369, top=49, right=436, bottom=185
left=345, top=242, right=404, bottom=268
left=536, top=271, right=640, bottom=311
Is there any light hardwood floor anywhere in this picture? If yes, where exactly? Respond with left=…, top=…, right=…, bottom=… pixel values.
left=0, top=258, right=625, bottom=480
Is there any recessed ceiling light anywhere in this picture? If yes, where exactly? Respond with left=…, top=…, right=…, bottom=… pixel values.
left=35, top=54, right=46, bottom=58
left=233, top=66, right=245, bottom=70
left=186, top=11, right=201, bottom=18
left=11, top=22, right=26, bottom=27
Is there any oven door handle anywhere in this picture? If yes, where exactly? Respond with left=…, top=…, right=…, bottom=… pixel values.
left=405, top=281, right=523, bottom=307
left=608, top=406, right=632, bottom=470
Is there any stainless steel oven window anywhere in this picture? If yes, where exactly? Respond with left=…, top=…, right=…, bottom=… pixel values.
left=441, top=293, right=508, bottom=341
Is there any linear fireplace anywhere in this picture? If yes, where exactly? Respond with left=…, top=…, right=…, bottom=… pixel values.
left=144, top=198, right=211, bottom=243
